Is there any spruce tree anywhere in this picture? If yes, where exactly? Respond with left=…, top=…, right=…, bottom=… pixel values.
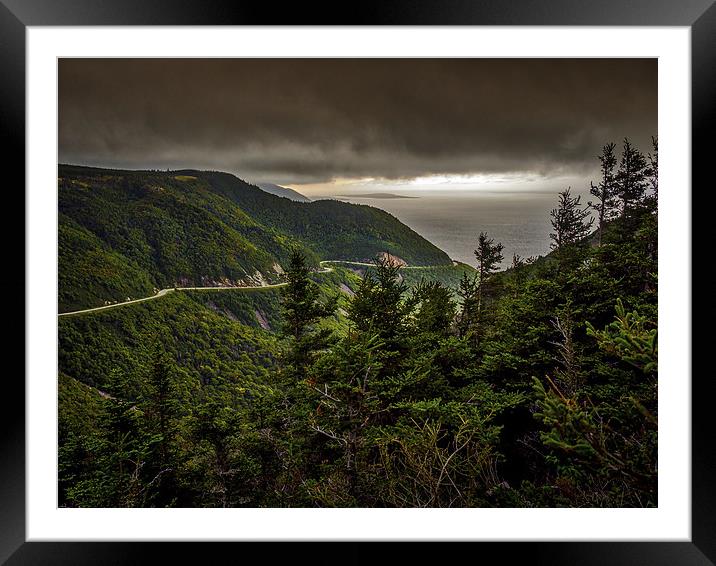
left=142, top=348, right=181, bottom=505
left=282, top=249, right=322, bottom=341
left=588, top=142, right=618, bottom=245
left=306, top=332, right=385, bottom=503
left=95, top=369, right=156, bottom=507
left=190, top=399, right=240, bottom=507
left=276, top=249, right=337, bottom=490
left=280, top=249, right=336, bottom=375
left=510, top=253, right=534, bottom=298
left=550, top=187, right=594, bottom=252
left=347, top=256, right=408, bottom=345
left=615, top=138, right=649, bottom=217
left=456, top=272, right=480, bottom=338
left=474, top=231, right=505, bottom=283
left=469, top=232, right=504, bottom=340
left=646, top=135, right=658, bottom=210
left=410, top=279, right=456, bottom=336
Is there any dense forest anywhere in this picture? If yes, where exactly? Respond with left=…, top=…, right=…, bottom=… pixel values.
left=59, top=165, right=451, bottom=312
left=59, top=137, right=657, bottom=508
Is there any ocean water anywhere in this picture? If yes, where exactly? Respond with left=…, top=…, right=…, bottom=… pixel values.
left=328, top=190, right=563, bottom=267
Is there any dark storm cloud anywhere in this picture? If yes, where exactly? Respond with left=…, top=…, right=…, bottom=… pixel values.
left=58, top=59, right=657, bottom=184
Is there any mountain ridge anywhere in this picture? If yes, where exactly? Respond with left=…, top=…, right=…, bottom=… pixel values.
left=58, top=164, right=451, bottom=311
left=256, top=182, right=311, bottom=203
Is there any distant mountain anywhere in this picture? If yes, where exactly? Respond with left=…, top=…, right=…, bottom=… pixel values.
left=58, top=165, right=451, bottom=311
left=337, top=193, right=418, bottom=199
left=256, top=182, right=311, bottom=203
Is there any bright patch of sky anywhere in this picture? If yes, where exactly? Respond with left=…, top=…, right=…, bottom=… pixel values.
left=287, top=172, right=599, bottom=266
left=290, top=171, right=597, bottom=200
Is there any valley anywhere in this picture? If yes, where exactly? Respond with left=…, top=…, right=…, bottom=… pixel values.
left=57, top=148, right=658, bottom=509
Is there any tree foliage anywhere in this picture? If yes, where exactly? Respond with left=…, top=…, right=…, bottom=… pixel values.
left=59, top=137, right=658, bottom=508
left=589, top=142, right=618, bottom=244
left=550, top=187, right=594, bottom=252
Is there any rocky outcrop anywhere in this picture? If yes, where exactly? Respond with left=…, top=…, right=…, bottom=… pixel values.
left=377, top=251, right=407, bottom=267
left=254, top=309, right=271, bottom=330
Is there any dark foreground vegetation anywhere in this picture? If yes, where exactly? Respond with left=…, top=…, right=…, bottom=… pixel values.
left=59, top=138, right=658, bottom=507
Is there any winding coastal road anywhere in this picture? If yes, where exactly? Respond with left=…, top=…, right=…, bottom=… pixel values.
left=57, top=284, right=290, bottom=318
left=57, top=260, right=457, bottom=317
left=319, top=260, right=452, bottom=269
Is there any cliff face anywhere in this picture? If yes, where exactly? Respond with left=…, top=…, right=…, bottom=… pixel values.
left=377, top=251, right=408, bottom=267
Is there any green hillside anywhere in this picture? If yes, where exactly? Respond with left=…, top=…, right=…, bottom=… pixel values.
left=58, top=262, right=473, bottom=395
left=328, top=261, right=477, bottom=298
left=196, top=170, right=450, bottom=265
left=59, top=290, right=281, bottom=400
left=58, top=165, right=451, bottom=312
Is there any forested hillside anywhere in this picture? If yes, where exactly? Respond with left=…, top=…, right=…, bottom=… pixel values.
left=59, top=165, right=450, bottom=311
left=58, top=138, right=658, bottom=508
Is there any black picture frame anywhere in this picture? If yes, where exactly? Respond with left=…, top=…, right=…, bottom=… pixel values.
left=3, top=1, right=713, bottom=564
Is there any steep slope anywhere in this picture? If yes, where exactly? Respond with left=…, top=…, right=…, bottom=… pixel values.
left=196, top=170, right=450, bottom=266
left=256, top=182, right=311, bottom=203
left=58, top=165, right=451, bottom=311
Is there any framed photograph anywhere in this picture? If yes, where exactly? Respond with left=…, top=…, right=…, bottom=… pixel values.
left=5, top=1, right=713, bottom=563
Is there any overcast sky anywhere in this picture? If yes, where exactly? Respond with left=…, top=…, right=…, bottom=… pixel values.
left=58, top=58, right=657, bottom=190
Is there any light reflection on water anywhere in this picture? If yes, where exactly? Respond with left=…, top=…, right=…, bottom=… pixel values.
left=327, top=190, right=563, bottom=267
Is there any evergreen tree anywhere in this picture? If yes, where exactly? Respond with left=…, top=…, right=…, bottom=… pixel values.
left=306, top=332, right=385, bottom=503
left=467, top=232, right=504, bottom=340
left=456, top=272, right=480, bottom=338
left=280, top=249, right=336, bottom=376
left=646, top=135, right=658, bottom=210
left=589, top=142, right=618, bottom=245
left=511, top=252, right=524, bottom=270
left=474, top=231, right=505, bottom=283
left=276, top=249, right=337, bottom=494
left=550, top=187, right=594, bottom=253
left=189, top=399, right=240, bottom=507
left=509, top=253, right=535, bottom=298
left=615, top=138, right=649, bottom=217
left=549, top=303, right=583, bottom=396
left=87, top=369, right=157, bottom=507
left=282, top=249, right=327, bottom=341
left=141, top=348, right=181, bottom=505
left=58, top=136, right=660, bottom=509
left=347, top=256, right=408, bottom=345
left=410, top=279, right=456, bottom=336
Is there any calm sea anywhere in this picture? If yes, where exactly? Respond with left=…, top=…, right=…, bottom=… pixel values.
left=327, top=189, right=571, bottom=267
